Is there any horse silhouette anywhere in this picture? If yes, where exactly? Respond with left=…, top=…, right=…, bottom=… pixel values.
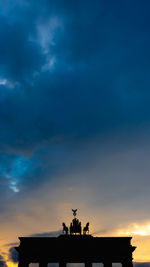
left=62, top=222, right=68, bottom=235
left=83, top=222, right=89, bottom=235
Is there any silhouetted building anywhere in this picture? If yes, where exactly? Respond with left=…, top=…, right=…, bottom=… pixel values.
left=15, top=210, right=136, bottom=267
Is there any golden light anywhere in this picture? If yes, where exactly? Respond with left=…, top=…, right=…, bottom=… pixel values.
left=6, top=261, right=18, bottom=267
left=117, top=223, right=150, bottom=237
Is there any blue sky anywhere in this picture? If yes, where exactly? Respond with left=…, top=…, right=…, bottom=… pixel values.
left=1, top=0, right=150, bottom=265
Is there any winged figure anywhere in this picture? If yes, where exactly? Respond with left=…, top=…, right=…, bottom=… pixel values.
left=72, top=209, right=77, bottom=217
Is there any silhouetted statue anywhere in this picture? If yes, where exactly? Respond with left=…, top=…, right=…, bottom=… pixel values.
left=70, top=222, right=73, bottom=234
left=70, top=217, right=81, bottom=235
left=62, top=222, right=68, bottom=235
left=72, top=209, right=77, bottom=217
left=79, top=222, right=81, bottom=234
left=83, top=222, right=89, bottom=235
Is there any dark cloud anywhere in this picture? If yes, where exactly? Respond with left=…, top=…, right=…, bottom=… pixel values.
left=0, top=0, right=150, bottom=158
left=0, top=0, right=149, bottom=204
left=9, top=247, right=18, bottom=263
left=0, top=255, right=7, bottom=267
left=30, top=230, right=62, bottom=237
left=134, top=263, right=150, bottom=267
left=0, top=16, right=44, bottom=81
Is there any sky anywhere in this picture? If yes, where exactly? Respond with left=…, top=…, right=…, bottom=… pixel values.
left=1, top=0, right=150, bottom=266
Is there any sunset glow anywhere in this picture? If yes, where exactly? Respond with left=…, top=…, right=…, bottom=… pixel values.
left=117, top=223, right=150, bottom=237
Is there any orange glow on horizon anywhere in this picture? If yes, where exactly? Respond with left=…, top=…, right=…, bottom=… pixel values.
left=117, top=223, right=150, bottom=237
left=3, top=221, right=150, bottom=263
left=6, top=262, right=17, bottom=267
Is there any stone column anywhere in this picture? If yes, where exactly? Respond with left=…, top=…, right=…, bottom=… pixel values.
left=85, top=262, right=92, bottom=267
left=103, top=262, right=112, bottom=267
left=39, top=263, right=48, bottom=267
left=18, top=260, right=29, bottom=267
left=59, top=262, right=66, bottom=267
left=122, top=260, right=133, bottom=267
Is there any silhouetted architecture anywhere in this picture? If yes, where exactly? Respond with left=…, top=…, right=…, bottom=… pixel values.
left=15, top=210, right=136, bottom=267
left=63, top=208, right=89, bottom=235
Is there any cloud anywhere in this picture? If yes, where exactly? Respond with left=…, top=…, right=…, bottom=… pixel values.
left=134, top=264, right=150, bottom=267
left=0, top=0, right=150, bottom=158
left=0, top=255, right=7, bottom=267
left=9, top=247, right=18, bottom=263
left=30, top=230, right=62, bottom=237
